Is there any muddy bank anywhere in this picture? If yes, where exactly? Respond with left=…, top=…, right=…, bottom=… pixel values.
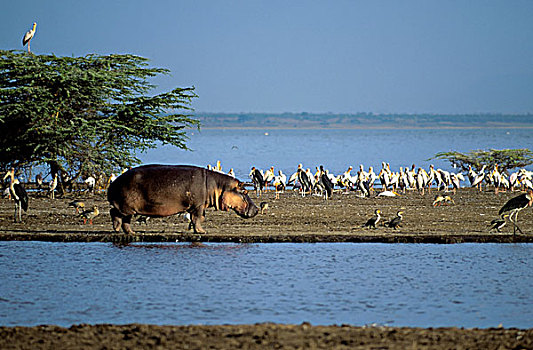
left=0, top=188, right=532, bottom=243
left=1, top=323, right=532, bottom=350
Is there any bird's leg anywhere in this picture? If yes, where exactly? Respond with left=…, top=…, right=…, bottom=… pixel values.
left=27, top=40, right=31, bottom=54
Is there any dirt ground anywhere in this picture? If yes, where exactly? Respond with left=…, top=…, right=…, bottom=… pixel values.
left=1, top=187, right=532, bottom=349
left=0, top=186, right=532, bottom=243
left=1, top=323, right=532, bottom=350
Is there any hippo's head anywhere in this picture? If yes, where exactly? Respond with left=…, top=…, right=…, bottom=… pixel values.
left=221, top=189, right=259, bottom=218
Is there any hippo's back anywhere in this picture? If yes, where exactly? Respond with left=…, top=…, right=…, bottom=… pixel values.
left=108, top=164, right=207, bottom=216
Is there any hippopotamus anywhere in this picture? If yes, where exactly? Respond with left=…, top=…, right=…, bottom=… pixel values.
left=107, top=164, right=259, bottom=234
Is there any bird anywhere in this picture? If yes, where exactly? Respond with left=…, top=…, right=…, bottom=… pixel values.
left=273, top=170, right=287, bottom=199
left=22, top=22, right=37, bottom=54
left=432, top=194, right=454, bottom=207
left=49, top=173, right=58, bottom=199
left=319, top=165, right=334, bottom=200
left=377, top=190, right=399, bottom=197
left=80, top=205, right=99, bottom=225
left=363, top=209, right=381, bottom=229
left=498, top=189, right=533, bottom=234
left=260, top=202, right=269, bottom=215
left=69, top=200, right=85, bottom=214
left=386, top=211, right=404, bottom=230
left=3, top=168, right=29, bottom=222
left=489, top=214, right=510, bottom=233
left=249, top=167, right=265, bottom=197
left=135, top=215, right=151, bottom=225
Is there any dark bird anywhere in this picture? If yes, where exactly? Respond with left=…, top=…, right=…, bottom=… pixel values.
left=3, top=168, right=29, bottom=222
left=249, top=167, right=265, bottom=197
left=80, top=205, right=99, bottom=225
left=69, top=200, right=85, bottom=214
left=498, top=189, right=533, bottom=234
left=386, top=211, right=404, bottom=230
left=319, top=165, right=334, bottom=200
left=260, top=202, right=269, bottom=215
left=489, top=214, right=510, bottom=233
left=135, top=215, right=151, bottom=225
left=35, top=173, right=43, bottom=190
left=363, top=209, right=381, bottom=229
left=297, top=165, right=313, bottom=197
left=22, top=22, right=37, bottom=54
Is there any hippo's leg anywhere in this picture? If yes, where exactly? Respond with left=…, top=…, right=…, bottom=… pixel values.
left=110, top=208, right=135, bottom=234
left=121, top=215, right=134, bottom=235
left=190, top=206, right=207, bottom=234
left=110, top=208, right=123, bottom=232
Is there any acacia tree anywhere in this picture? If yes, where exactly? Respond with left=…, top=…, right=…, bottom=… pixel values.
left=0, top=50, right=198, bottom=184
left=431, top=149, right=533, bottom=172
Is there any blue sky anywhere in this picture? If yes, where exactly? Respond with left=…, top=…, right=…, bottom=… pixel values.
left=1, top=1, right=532, bottom=114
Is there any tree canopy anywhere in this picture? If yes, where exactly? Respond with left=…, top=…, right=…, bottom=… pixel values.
left=430, top=149, right=533, bottom=172
left=0, top=50, right=198, bottom=181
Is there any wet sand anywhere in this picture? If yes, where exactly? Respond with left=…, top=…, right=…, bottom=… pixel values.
left=1, top=187, right=532, bottom=349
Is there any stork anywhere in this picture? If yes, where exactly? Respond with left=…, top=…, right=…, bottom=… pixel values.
left=249, top=167, right=265, bottom=197
left=3, top=168, right=29, bottom=222
left=22, top=22, right=37, bottom=54
left=498, top=189, right=533, bottom=234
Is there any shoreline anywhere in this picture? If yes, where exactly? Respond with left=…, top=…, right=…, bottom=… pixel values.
left=1, top=323, right=532, bottom=349
left=1, top=188, right=532, bottom=244
left=1, top=231, right=532, bottom=244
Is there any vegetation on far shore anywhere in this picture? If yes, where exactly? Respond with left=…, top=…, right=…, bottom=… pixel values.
left=196, top=112, right=533, bottom=129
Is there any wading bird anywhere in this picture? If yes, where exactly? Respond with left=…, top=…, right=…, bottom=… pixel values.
left=3, top=168, right=29, bottom=222
left=22, top=22, right=37, bottom=54
left=498, top=189, right=533, bottom=234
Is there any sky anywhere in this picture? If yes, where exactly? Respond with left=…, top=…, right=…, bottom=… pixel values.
left=1, top=1, right=533, bottom=114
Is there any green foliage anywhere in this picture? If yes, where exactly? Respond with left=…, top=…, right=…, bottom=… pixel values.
left=0, top=50, right=198, bottom=180
left=430, top=149, right=533, bottom=172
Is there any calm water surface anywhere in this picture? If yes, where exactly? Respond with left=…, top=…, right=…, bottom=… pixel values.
left=1, top=242, right=531, bottom=328
left=140, top=128, right=533, bottom=179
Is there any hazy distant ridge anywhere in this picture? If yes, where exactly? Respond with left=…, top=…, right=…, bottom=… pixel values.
left=196, top=113, right=533, bottom=128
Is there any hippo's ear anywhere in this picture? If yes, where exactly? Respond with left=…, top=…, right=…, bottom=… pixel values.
left=242, top=189, right=249, bottom=195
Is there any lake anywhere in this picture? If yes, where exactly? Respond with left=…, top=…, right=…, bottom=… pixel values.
left=1, top=242, right=532, bottom=328
left=139, top=128, right=533, bottom=180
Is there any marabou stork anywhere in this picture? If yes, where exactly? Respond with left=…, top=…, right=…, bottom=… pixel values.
left=249, top=167, right=265, bottom=197
left=22, top=22, right=37, bottom=54
left=3, top=168, right=29, bottom=222
left=498, top=189, right=533, bottom=234
left=319, top=165, right=334, bottom=200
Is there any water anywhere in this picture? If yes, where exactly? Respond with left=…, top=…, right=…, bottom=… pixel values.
left=1, top=242, right=532, bottom=328
left=139, top=128, right=533, bottom=179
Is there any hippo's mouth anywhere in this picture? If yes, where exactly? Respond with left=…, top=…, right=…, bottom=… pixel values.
left=235, top=201, right=259, bottom=218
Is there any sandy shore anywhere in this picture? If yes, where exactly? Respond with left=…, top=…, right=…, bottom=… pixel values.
left=1, top=187, right=532, bottom=243
left=1, top=323, right=533, bottom=350
left=1, top=188, right=532, bottom=349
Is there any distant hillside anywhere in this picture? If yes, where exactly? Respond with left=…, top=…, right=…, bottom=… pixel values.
left=195, top=113, right=533, bottom=129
